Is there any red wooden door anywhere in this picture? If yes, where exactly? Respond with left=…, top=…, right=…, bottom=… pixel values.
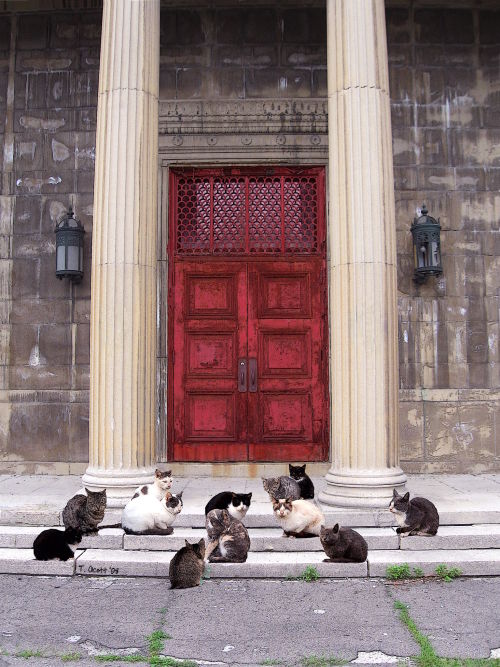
left=248, top=260, right=326, bottom=461
left=168, top=167, right=328, bottom=462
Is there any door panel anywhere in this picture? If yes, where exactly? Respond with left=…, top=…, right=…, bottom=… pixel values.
left=247, top=260, right=327, bottom=461
left=171, top=261, right=248, bottom=461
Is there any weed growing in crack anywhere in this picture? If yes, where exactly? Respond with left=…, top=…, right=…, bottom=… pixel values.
left=434, top=564, right=462, bottom=582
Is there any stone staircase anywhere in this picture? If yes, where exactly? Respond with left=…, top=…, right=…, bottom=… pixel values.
left=2, top=512, right=500, bottom=579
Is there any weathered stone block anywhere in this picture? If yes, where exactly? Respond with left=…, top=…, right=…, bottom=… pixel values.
left=283, top=9, right=326, bottom=44
left=388, top=66, right=413, bottom=102
left=213, top=68, right=244, bottom=99
left=49, top=13, right=79, bottom=49
left=479, top=11, right=500, bottom=45
left=11, top=299, right=70, bottom=325
left=312, top=70, right=327, bottom=97
left=414, top=9, right=445, bottom=44
left=80, top=13, right=102, bottom=46
left=456, top=168, right=486, bottom=191
left=0, top=16, right=10, bottom=49
left=38, top=255, right=70, bottom=299
left=8, top=402, right=70, bottom=461
left=392, top=127, right=418, bottom=166
left=39, top=324, right=71, bottom=366
left=13, top=196, right=41, bottom=235
left=9, top=324, right=38, bottom=365
left=246, top=69, right=311, bottom=99
left=12, top=258, right=38, bottom=299
left=386, top=8, right=410, bottom=44
left=418, top=166, right=455, bottom=191
left=69, top=401, right=89, bottom=462
left=244, top=9, right=278, bottom=44
left=175, top=10, right=206, bottom=46
left=75, top=170, right=93, bottom=194
left=45, top=133, right=75, bottom=170
left=424, top=402, right=460, bottom=459
left=18, top=15, right=48, bottom=50
left=399, top=402, right=424, bottom=460
left=388, top=45, right=413, bottom=68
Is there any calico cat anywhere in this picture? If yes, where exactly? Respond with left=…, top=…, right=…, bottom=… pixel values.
left=205, top=509, right=250, bottom=563
left=288, top=464, right=315, bottom=500
left=319, top=524, right=368, bottom=563
left=62, top=488, right=107, bottom=536
left=122, top=491, right=183, bottom=535
left=272, top=498, right=324, bottom=537
left=169, top=538, right=205, bottom=589
left=132, top=469, right=172, bottom=501
left=389, top=489, right=439, bottom=536
left=204, top=492, right=252, bottom=521
left=33, top=527, right=82, bottom=561
left=262, top=476, right=301, bottom=501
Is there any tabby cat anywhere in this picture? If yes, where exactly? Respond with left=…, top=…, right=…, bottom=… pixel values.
left=204, top=492, right=252, bottom=521
left=288, top=464, right=315, bottom=500
left=272, top=498, right=324, bottom=537
left=62, top=488, right=107, bottom=536
left=389, top=489, right=439, bottom=536
left=169, top=538, right=206, bottom=589
left=205, top=509, right=250, bottom=563
left=262, top=476, right=301, bottom=501
left=122, top=491, right=183, bottom=535
left=319, top=524, right=368, bottom=563
left=132, top=469, right=172, bottom=501
left=33, top=527, right=82, bottom=561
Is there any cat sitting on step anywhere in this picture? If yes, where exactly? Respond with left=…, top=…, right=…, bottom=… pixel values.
left=389, top=489, right=439, bottom=536
left=62, top=488, right=107, bottom=536
left=272, top=498, right=324, bottom=537
left=204, top=491, right=252, bottom=521
left=320, top=524, right=368, bottom=563
left=169, top=538, right=205, bottom=589
left=132, top=469, right=172, bottom=501
left=288, top=464, right=315, bottom=500
left=205, top=509, right=251, bottom=563
left=33, top=527, right=82, bottom=561
left=262, top=476, right=301, bottom=501
left=121, top=491, right=183, bottom=536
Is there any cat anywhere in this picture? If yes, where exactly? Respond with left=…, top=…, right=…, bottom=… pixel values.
left=319, top=524, right=368, bottom=563
left=204, top=492, right=252, bottom=521
left=262, top=476, right=301, bottom=501
left=122, top=491, right=183, bottom=535
left=271, top=498, right=324, bottom=537
left=389, top=489, right=439, bottom=536
left=169, top=538, right=206, bottom=589
left=33, top=527, right=82, bottom=561
left=62, top=488, right=107, bottom=536
left=288, top=464, right=315, bottom=500
left=205, top=509, right=250, bottom=563
left=132, top=469, right=172, bottom=501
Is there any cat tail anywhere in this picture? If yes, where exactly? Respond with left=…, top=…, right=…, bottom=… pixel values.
left=97, top=522, right=122, bottom=529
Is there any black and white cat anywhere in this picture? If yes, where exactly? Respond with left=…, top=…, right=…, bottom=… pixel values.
left=33, top=527, right=82, bottom=561
left=122, top=491, right=183, bottom=535
left=204, top=492, right=252, bottom=521
left=288, top=464, right=315, bottom=500
left=132, top=469, right=172, bottom=501
left=389, top=489, right=439, bottom=536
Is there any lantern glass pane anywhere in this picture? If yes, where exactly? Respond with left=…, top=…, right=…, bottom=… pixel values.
left=68, top=245, right=79, bottom=271
left=431, top=241, right=440, bottom=266
left=56, top=245, right=66, bottom=271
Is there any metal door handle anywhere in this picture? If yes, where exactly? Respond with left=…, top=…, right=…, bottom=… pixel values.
left=249, top=358, right=257, bottom=392
left=238, top=359, right=247, bottom=392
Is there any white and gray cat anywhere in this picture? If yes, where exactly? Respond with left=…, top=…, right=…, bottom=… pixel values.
left=272, top=498, right=324, bottom=537
left=122, top=490, right=183, bottom=535
left=389, top=489, right=439, bottom=536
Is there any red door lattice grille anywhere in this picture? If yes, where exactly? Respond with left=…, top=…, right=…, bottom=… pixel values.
left=171, top=167, right=325, bottom=256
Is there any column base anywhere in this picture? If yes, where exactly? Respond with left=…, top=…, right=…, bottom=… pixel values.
left=82, top=467, right=156, bottom=508
left=319, top=467, right=407, bottom=509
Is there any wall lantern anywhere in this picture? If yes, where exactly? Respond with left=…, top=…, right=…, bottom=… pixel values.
left=55, top=206, right=85, bottom=283
left=411, top=204, right=442, bottom=284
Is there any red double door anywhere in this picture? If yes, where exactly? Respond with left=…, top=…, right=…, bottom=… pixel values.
left=168, top=167, right=329, bottom=462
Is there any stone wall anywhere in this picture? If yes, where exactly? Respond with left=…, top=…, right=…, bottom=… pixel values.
left=0, top=2, right=498, bottom=473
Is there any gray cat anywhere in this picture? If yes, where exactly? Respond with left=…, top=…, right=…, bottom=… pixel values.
left=62, top=488, right=107, bottom=536
left=169, top=538, right=205, bottom=589
left=389, top=489, right=439, bottom=536
left=205, top=509, right=250, bottom=563
left=262, top=476, right=301, bottom=501
left=320, top=524, right=368, bottom=563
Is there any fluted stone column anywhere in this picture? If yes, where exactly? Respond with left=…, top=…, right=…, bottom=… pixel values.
left=319, top=0, right=407, bottom=508
left=82, top=0, right=160, bottom=507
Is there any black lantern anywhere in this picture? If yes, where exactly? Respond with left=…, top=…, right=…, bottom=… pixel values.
left=55, top=207, right=85, bottom=283
left=411, top=204, right=442, bottom=284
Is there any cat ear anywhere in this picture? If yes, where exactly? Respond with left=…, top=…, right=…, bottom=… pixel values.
left=165, top=492, right=172, bottom=501
left=185, top=539, right=192, bottom=548
left=402, top=492, right=410, bottom=502
left=155, top=469, right=162, bottom=478
left=247, top=492, right=252, bottom=499
left=198, top=538, right=205, bottom=547
left=333, top=523, right=339, bottom=533
left=288, top=464, right=293, bottom=472
left=301, top=464, right=306, bottom=471
left=392, top=488, right=399, bottom=498
left=320, top=525, right=326, bottom=535
left=176, top=491, right=183, bottom=499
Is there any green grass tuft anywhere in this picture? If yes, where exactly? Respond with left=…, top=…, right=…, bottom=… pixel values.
left=386, top=563, right=425, bottom=580
left=300, top=565, right=320, bottom=582
left=61, top=652, right=82, bottom=662
left=148, top=630, right=171, bottom=657
left=260, top=660, right=283, bottom=666
left=15, top=649, right=45, bottom=658
left=301, top=656, right=347, bottom=667
left=434, top=564, right=462, bottom=582
left=94, top=655, right=146, bottom=663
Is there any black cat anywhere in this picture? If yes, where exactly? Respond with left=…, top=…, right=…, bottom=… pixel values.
left=33, top=527, right=82, bottom=561
left=320, top=524, right=368, bottom=563
left=389, top=489, right=439, bottom=536
left=288, top=464, right=315, bottom=500
left=204, top=492, right=252, bottom=522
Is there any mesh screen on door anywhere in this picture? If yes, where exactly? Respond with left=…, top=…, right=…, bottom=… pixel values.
left=173, top=169, right=322, bottom=256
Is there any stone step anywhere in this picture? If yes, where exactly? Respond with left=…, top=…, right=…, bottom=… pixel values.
left=2, top=547, right=500, bottom=578
left=2, top=524, right=500, bottom=551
